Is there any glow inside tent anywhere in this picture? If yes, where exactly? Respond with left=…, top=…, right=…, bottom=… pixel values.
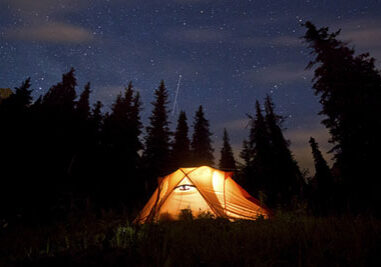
left=134, top=166, right=270, bottom=223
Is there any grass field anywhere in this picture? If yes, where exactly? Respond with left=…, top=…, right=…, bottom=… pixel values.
left=1, top=211, right=380, bottom=266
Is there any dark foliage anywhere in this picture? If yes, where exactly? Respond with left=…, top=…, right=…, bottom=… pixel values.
left=303, top=21, right=381, bottom=214
left=308, top=137, right=335, bottom=215
left=1, top=213, right=380, bottom=267
left=171, top=111, right=192, bottom=169
left=240, top=98, right=303, bottom=208
left=191, top=105, right=214, bottom=166
left=219, top=128, right=236, bottom=170
left=142, top=80, right=172, bottom=194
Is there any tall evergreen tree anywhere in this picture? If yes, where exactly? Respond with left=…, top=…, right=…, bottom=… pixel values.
left=102, top=82, right=143, bottom=205
left=0, top=78, right=33, bottom=112
left=191, top=105, right=214, bottom=166
left=76, top=82, right=91, bottom=120
left=303, top=22, right=381, bottom=213
left=42, top=67, right=77, bottom=111
left=142, top=80, right=172, bottom=193
left=239, top=139, right=252, bottom=168
left=219, top=128, right=236, bottom=170
left=264, top=95, right=303, bottom=206
left=309, top=137, right=334, bottom=214
left=0, top=78, right=34, bottom=218
left=246, top=101, right=272, bottom=202
left=90, top=101, right=104, bottom=137
left=172, top=111, right=191, bottom=169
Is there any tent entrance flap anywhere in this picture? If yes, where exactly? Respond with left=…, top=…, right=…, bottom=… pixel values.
left=158, top=181, right=217, bottom=220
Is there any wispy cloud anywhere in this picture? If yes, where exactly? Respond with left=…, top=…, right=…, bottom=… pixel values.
left=6, top=23, right=94, bottom=44
left=319, top=18, right=381, bottom=64
left=4, top=0, right=88, bottom=14
left=240, top=35, right=303, bottom=48
left=245, top=62, right=311, bottom=85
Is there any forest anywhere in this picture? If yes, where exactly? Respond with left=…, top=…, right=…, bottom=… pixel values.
left=1, top=22, right=380, bottom=266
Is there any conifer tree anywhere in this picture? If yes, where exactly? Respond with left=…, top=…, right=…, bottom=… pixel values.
left=0, top=78, right=33, bottom=112
left=0, top=78, right=34, bottom=218
left=191, top=105, right=214, bottom=166
left=91, top=101, right=103, bottom=136
left=219, top=128, right=236, bottom=170
left=309, top=137, right=334, bottom=214
left=264, top=95, right=303, bottom=205
left=42, top=67, right=77, bottom=111
left=76, top=82, right=91, bottom=120
left=142, top=80, right=172, bottom=193
left=100, top=82, right=143, bottom=206
left=303, top=22, right=381, bottom=213
left=172, top=111, right=191, bottom=169
left=240, top=139, right=252, bottom=168
left=247, top=101, right=272, bottom=201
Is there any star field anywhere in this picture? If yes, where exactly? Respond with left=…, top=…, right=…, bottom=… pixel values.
left=1, top=0, right=381, bottom=171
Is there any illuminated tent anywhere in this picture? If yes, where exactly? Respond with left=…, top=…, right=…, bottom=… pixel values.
left=134, top=166, right=270, bottom=223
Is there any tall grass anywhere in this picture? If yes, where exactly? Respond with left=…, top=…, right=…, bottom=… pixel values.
left=1, top=211, right=380, bottom=266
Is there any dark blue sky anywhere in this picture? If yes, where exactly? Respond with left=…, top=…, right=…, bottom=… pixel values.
left=1, top=0, right=381, bottom=171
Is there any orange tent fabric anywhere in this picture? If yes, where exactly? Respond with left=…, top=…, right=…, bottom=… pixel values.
left=134, top=166, right=270, bottom=223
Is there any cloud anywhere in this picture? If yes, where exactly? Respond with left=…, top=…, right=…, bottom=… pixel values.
left=5, top=0, right=88, bottom=13
left=166, top=28, right=230, bottom=43
left=325, top=18, right=381, bottom=65
left=246, top=63, right=311, bottom=85
left=241, top=35, right=303, bottom=48
left=342, top=27, right=381, bottom=49
left=6, top=23, right=94, bottom=44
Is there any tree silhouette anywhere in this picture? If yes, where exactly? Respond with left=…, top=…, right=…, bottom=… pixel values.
left=42, top=67, right=77, bottom=111
left=309, top=137, right=334, bottom=215
left=245, top=101, right=272, bottom=203
left=0, top=78, right=34, bottom=218
left=303, top=21, right=381, bottom=213
left=172, top=111, right=191, bottom=169
left=101, top=82, right=143, bottom=207
left=90, top=101, right=104, bottom=138
left=240, top=98, right=303, bottom=208
left=191, top=105, right=214, bottom=166
left=142, top=80, right=172, bottom=193
left=76, top=82, right=91, bottom=120
left=264, top=95, right=303, bottom=206
left=219, top=128, right=236, bottom=170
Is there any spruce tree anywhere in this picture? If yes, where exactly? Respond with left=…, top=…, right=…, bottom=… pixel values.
left=100, top=82, right=143, bottom=206
left=0, top=78, right=34, bottom=218
left=76, top=82, right=91, bottom=120
left=42, top=67, right=77, bottom=111
left=303, top=22, right=381, bottom=213
left=247, top=101, right=272, bottom=202
left=240, top=139, right=252, bottom=168
left=219, top=128, right=236, bottom=170
left=264, top=95, right=303, bottom=206
left=91, top=101, right=104, bottom=136
left=309, top=137, right=334, bottom=214
left=191, top=105, right=214, bottom=166
left=142, top=80, right=172, bottom=193
left=172, top=111, right=191, bottom=169
left=70, top=82, right=92, bottom=179
left=0, top=78, right=33, bottom=112
left=238, top=139, right=253, bottom=188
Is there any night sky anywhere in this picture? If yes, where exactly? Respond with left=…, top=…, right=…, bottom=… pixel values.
left=1, top=0, right=381, bottom=172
